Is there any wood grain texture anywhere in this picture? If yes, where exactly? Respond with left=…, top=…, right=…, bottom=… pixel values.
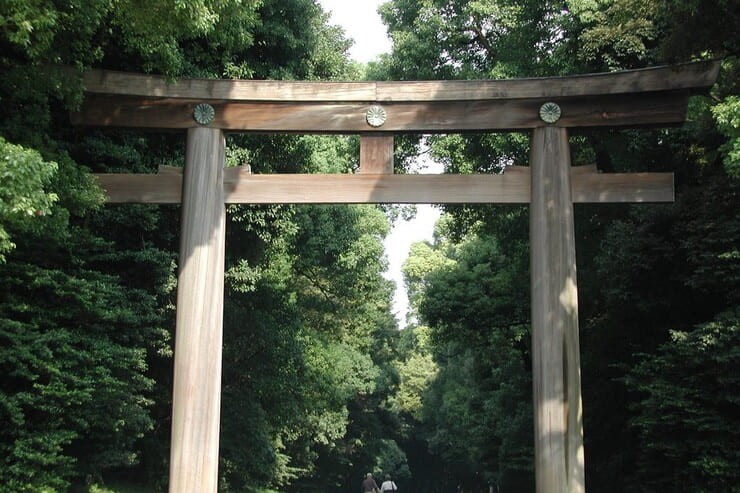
left=359, top=135, right=394, bottom=174
left=530, top=127, right=585, bottom=493
left=571, top=172, right=673, bottom=202
left=79, top=61, right=718, bottom=102
left=94, top=168, right=672, bottom=204
left=169, top=128, right=226, bottom=493
left=224, top=172, right=531, bottom=203
left=71, top=91, right=690, bottom=131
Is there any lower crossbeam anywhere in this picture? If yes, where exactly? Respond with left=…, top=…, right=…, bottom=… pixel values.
left=94, top=166, right=673, bottom=205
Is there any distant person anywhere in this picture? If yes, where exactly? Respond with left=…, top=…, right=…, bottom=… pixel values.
left=380, top=474, right=398, bottom=492
left=362, top=472, right=380, bottom=493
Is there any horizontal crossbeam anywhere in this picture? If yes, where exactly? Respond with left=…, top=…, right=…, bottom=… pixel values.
left=70, top=62, right=718, bottom=132
left=72, top=92, right=691, bottom=132
left=78, top=62, right=718, bottom=102
left=93, top=166, right=673, bottom=204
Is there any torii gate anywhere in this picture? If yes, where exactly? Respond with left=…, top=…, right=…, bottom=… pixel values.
left=70, top=61, right=718, bottom=493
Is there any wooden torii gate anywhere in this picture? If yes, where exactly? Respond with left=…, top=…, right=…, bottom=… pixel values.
left=70, top=61, right=718, bottom=493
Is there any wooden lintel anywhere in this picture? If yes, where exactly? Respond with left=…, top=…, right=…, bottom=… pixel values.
left=78, top=62, right=718, bottom=102
left=72, top=91, right=691, bottom=132
left=93, top=168, right=673, bottom=204
left=225, top=173, right=531, bottom=203
left=359, top=135, right=394, bottom=174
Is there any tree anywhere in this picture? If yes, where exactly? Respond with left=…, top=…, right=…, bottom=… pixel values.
left=624, top=311, right=740, bottom=492
left=0, top=208, right=168, bottom=490
left=1, top=0, right=395, bottom=490
left=0, top=137, right=58, bottom=262
left=374, top=1, right=738, bottom=492
left=398, top=225, right=533, bottom=491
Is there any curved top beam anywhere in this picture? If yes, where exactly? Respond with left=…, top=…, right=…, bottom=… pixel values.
left=79, top=61, right=719, bottom=103
left=70, top=62, right=719, bottom=132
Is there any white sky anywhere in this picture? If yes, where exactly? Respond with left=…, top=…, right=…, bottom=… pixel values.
left=318, top=0, right=442, bottom=329
left=319, top=0, right=393, bottom=63
left=382, top=157, right=443, bottom=329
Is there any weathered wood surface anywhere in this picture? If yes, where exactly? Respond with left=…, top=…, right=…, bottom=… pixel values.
left=530, top=127, right=585, bottom=493
left=571, top=172, right=673, bottom=202
left=359, top=135, right=394, bottom=174
left=226, top=172, right=532, bottom=203
left=72, top=91, right=690, bottom=131
left=169, top=127, right=226, bottom=493
left=78, top=61, right=718, bottom=102
left=94, top=166, right=672, bottom=204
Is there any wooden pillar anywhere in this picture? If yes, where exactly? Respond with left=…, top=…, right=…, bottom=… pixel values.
left=529, top=126, right=585, bottom=493
left=169, top=127, right=226, bottom=493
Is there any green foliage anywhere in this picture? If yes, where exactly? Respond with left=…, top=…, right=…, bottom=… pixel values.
left=378, top=0, right=576, bottom=79
left=397, top=214, right=533, bottom=489
left=0, top=85, right=169, bottom=490
left=624, top=311, right=740, bottom=492
left=656, top=0, right=739, bottom=62
left=419, top=234, right=529, bottom=346
left=373, top=438, right=411, bottom=480
left=401, top=241, right=454, bottom=319
left=571, top=0, right=660, bottom=69
left=712, top=95, right=740, bottom=178
left=87, top=481, right=151, bottom=493
left=569, top=0, right=739, bottom=70
left=578, top=164, right=739, bottom=490
left=0, top=260, right=161, bottom=491
left=0, top=137, right=58, bottom=261
left=218, top=128, right=399, bottom=491
left=0, top=0, right=261, bottom=75
left=302, top=335, right=379, bottom=444
left=376, top=2, right=738, bottom=492
left=2, top=0, right=737, bottom=491
left=0, top=0, right=378, bottom=489
left=392, top=344, right=437, bottom=421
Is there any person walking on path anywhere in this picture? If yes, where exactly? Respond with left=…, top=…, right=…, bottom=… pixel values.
left=362, top=472, right=380, bottom=493
left=380, top=474, right=398, bottom=492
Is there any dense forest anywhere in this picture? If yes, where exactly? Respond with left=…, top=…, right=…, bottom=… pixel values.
left=0, top=1, right=737, bottom=492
